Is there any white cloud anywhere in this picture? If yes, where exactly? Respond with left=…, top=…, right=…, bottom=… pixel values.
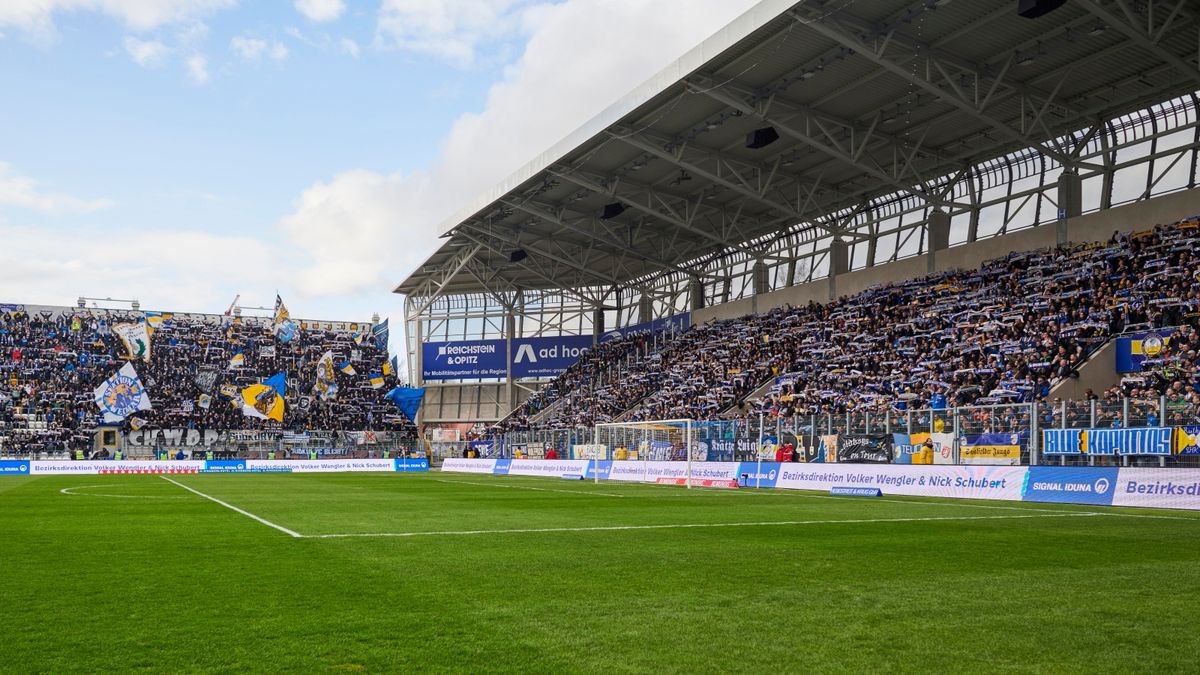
left=279, top=169, right=440, bottom=297
left=281, top=0, right=758, bottom=299
left=375, top=0, right=551, bottom=68
left=0, top=0, right=236, bottom=36
left=185, top=53, right=209, bottom=83
left=338, top=37, right=359, bottom=57
left=231, top=35, right=288, bottom=62
left=123, top=36, right=168, bottom=67
left=0, top=221, right=279, bottom=311
left=294, top=0, right=344, bottom=23
left=0, top=162, right=114, bottom=214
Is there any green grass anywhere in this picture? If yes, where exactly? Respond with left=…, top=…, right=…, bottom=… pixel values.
left=1, top=472, right=1198, bottom=673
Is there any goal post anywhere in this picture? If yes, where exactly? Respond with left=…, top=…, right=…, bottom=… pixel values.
left=591, top=419, right=695, bottom=487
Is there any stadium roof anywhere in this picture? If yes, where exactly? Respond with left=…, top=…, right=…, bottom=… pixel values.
left=396, top=0, right=1200, bottom=303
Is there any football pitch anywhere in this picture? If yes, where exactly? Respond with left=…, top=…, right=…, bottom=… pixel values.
left=1, top=473, right=1198, bottom=673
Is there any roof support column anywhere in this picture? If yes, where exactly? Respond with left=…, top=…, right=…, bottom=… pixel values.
left=1057, top=169, right=1082, bottom=246
left=828, top=238, right=848, bottom=301
left=689, top=276, right=705, bottom=312
left=592, top=306, right=606, bottom=344
left=638, top=294, right=653, bottom=324
left=927, top=208, right=950, bottom=274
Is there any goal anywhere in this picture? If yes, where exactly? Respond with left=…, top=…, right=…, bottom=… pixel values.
left=592, top=419, right=695, bottom=487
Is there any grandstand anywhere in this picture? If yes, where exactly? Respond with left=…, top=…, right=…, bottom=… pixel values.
left=0, top=302, right=416, bottom=458
left=397, top=0, right=1200, bottom=465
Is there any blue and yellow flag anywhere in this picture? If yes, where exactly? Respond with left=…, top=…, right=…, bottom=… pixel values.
left=369, top=372, right=384, bottom=389
left=240, top=372, right=286, bottom=422
left=385, top=386, right=425, bottom=423
left=229, top=351, right=245, bottom=368
left=372, top=318, right=390, bottom=351
left=339, top=360, right=356, bottom=376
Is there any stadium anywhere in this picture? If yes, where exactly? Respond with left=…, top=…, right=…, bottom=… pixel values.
left=4, top=0, right=1200, bottom=672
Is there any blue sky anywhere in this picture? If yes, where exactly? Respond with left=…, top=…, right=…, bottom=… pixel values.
left=0, top=0, right=758, bottom=372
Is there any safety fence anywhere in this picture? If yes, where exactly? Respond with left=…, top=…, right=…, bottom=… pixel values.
left=466, top=398, right=1200, bottom=468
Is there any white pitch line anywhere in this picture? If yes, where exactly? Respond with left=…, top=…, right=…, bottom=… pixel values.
left=160, top=476, right=303, bottom=538
left=433, top=478, right=626, bottom=498
left=309, top=511, right=1101, bottom=539
left=60, top=484, right=187, bottom=499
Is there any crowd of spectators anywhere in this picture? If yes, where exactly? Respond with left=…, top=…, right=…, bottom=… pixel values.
left=0, top=306, right=415, bottom=453
left=500, top=220, right=1200, bottom=430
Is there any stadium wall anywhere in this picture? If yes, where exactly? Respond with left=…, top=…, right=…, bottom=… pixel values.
left=692, top=187, right=1200, bottom=324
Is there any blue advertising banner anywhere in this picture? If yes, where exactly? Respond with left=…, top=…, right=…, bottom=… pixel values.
left=203, top=460, right=248, bottom=473
left=583, top=460, right=612, bottom=480
left=599, top=312, right=691, bottom=343
left=493, top=458, right=512, bottom=475
left=422, top=335, right=595, bottom=380
left=510, top=335, right=594, bottom=378
left=394, top=458, right=429, bottom=472
left=422, top=339, right=507, bottom=380
left=737, top=461, right=780, bottom=488
left=1115, top=330, right=1173, bottom=373
left=1022, top=467, right=1118, bottom=505
left=0, top=460, right=30, bottom=475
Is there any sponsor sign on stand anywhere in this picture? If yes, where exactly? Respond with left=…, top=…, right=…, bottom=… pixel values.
left=0, top=460, right=30, bottom=474
left=830, top=487, right=882, bottom=497
left=774, top=464, right=1027, bottom=501
left=504, top=459, right=591, bottom=478
left=441, top=458, right=498, bottom=474
left=203, top=460, right=249, bottom=473
left=737, top=461, right=780, bottom=488
left=1021, top=467, right=1118, bottom=505
left=243, top=459, right=397, bottom=473
left=1113, top=468, right=1200, bottom=510
left=394, top=458, right=430, bottom=472
left=30, top=461, right=206, bottom=475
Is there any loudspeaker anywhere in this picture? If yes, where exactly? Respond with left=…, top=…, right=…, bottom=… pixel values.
left=598, top=202, right=626, bottom=220
left=508, top=249, right=528, bottom=263
left=745, top=126, right=780, bottom=149
left=1017, top=0, right=1065, bottom=18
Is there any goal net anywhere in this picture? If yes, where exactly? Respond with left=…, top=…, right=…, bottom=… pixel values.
left=591, top=419, right=697, bottom=486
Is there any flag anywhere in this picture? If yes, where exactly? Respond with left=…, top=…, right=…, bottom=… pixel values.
left=313, top=351, right=338, bottom=401
left=143, top=312, right=172, bottom=329
left=198, top=394, right=212, bottom=409
left=219, top=383, right=239, bottom=399
left=70, top=315, right=82, bottom=331
left=94, top=362, right=153, bottom=423
left=369, top=372, right=384, bottom=389
left=224, top=294, right=240, bottom=317
left=112, top=322, right=152, bottom=362
left=372, top=319, right=390, bottom=351
left=339, top=360, right=356, bottom=376
left=381, top=358, right=393, bottom=377
left=129, top=417, right=146, bottom=431
left=352, top=325, right=366, bottom=345
left=240, top=372, right=286, bottom=422
left=229, top=351, right=245, bottom=369
left=273, top=295, right=298, bottom=343
left=384, top=387, right=424, bottom=423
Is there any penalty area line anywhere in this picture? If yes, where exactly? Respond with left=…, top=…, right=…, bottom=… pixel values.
left=160, top=476, right=304, bottom=539
left=308, top=511, right=1101, bottom=539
